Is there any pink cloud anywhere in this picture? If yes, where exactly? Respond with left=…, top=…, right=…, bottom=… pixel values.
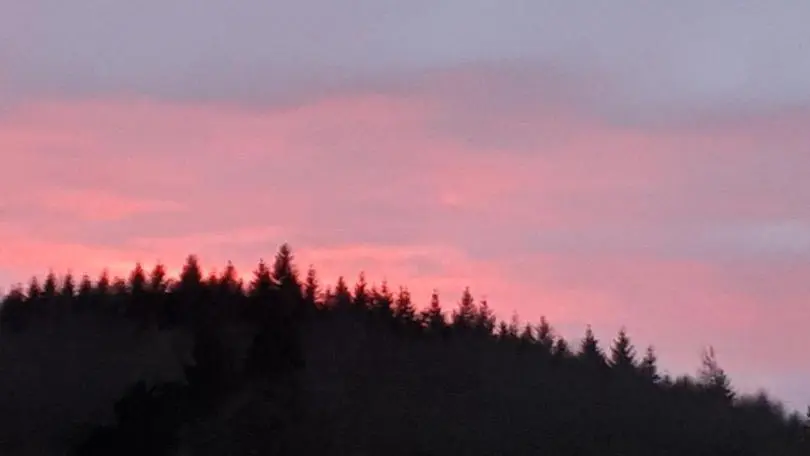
left=1, top=76, right=810, bottom=407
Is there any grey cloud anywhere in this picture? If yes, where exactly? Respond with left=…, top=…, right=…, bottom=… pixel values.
left=2, top=1, right=810, bottom=121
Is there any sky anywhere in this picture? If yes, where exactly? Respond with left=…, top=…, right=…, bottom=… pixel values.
left=1, top=1, right=810, bottom=410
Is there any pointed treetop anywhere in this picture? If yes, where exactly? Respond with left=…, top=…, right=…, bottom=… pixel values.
left=640, top=345, right=660, bottom=382
left=78, top=275, right=94, bottom=297
left=610, top=327, right=638, bottom=371
left=149, top=263, right=168, bottom=292
left=61, top=272, right=76, bottom=297
left=179, top=255, right=203, bottom=289
left=272, top=243, right=299, bottom=288
left=536, top=316, right=554, bottom=352
left=579, top=325, right=606, bottom=367
left=699, top=346, right=734, bottom=402
left=43, top=271, right=58, bottom=297
left=129, top=263, right=146, bottom=294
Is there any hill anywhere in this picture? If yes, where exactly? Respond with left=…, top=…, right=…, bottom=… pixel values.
left=1, top=244, right=808, bottom=455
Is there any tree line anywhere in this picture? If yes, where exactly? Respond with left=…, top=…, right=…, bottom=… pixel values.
left=1, top=244, right=808, bottom=455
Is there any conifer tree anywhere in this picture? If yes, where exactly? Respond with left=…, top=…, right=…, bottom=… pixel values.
left=0, top=285, right=27, bottom=331
left=43, top=271, right=58, bottom=299
left=393, top=286, right=417, bottom=328
left=129, top=263, right=146, bottom=296
left=507, top=313, right=520, bottom=339
left=248, top=259, right=275, bottom=322
left=149, top=263, right=168, bottom=294
left=639, top=346, right=660, bottom=383
left=61, top=272, right=75, bottom=298
left=178, top=255, right=204, bottom=293
left=76, top=274, right=93, bottom=313
left=94, top=270, right=111, bottom=314
left=579, top=325, right=607, bottom=369
left=128, top=263, right=147, bottom=320
left=699, top=346, right=734, bottom=403
left=26, top=276, right=42, bottom=302
left=519, top=323, right=536, bottom=347
left=219, top=261, right=241, bottom=296
left=452, top=287, right=477, bottom=332
left=536, top=316, right=555, bottom=355
left=474, top=297, right=496, bottom=337
left=60, top=272, right=76, bottom=315
left=421, top=290, right=446, bottom=335
left=353, top=272, right=369, bottom=312
left=302, top=265, right=320, bottom=313
left=248, top=259, right=274, bottom=299
left=497, top=320, right=510, bottom=341
left=609, top=328, right=638, bottom=372
left=272, top=244, right=303, bottom=320
left=333, top=276, right=352, bottom=312
left=372, top=280, right=394, bottom=321
left=553, top=337, right=573, bottom=362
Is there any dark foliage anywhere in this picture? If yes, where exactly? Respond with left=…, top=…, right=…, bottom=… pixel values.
left=1, top=244, right=808, bottom=455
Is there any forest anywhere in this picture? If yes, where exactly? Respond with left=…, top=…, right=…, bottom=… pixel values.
left=0, top=244, right=808, bottom=455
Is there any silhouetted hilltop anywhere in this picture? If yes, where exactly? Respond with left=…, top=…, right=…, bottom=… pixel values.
left=1, top=244, right=808, bottom=455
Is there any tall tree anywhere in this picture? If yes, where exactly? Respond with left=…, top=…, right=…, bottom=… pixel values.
left=452, top=287, right=477, bottom=332
left=699, top=346, right=734, bottom=403
left=421, top=290, right=446, bottom=335
left=393, top=286, right=417, bottom=328
left=553, top=337, right=573, bottom=362
left=372, top=280, right=394, bottom=322
left=639, top=346, right=660, bottom=383
left=333, top=276, right=352, bottom=312
left=219, top=261, right=242, bottom=296
left=353, top=272, right=369, bottom=312
left=579, top=325, right=607, bottom=369
left=272, top=244, right=303, bottom=320
left=536, top=316, right=555, bottom=355
left=474, top=297, right=496, bottom=337
left=302, top=265, right=320, bottom=313
left=609, top=328, right=638, bottom=372
left=76, top=274, right=94, bottom=313
left=148, top=263, right=168, bottom=294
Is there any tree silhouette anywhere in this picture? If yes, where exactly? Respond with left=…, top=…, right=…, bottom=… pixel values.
left=421, top=289, right=446, bottom=336
left=0, top=245, right=805, bottom=456
left=393, top=286, right=417, bottom=330
left=699, top=346, right=735, bottom=403
left=609, top=328, right=637, bottom=373
left=579, top=325, right=607, bottom=370
left=451, top=287, right=477, bottom=332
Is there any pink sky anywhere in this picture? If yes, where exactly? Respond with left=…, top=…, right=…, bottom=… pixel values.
left=2, top=1, right=810, bottom=410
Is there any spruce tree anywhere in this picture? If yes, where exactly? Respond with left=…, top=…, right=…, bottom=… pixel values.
left=149, top=263, right=168, bottom=294
left=452, top=287, right=477, bottom=332
left=609, top=328, right=637, bottom=372
left=272, top=244, right=303, bottom=321
left=302, top=265, right=320, bottom=313
left=536, top=316, right=554, bottom=355
left=353, top=272, right=369, bottom=312
left=76, top=274, right=93, bottom=313
left=579, top=325, right=607, bottom=369
left=639, top=346, right=660, bottom=383
left=519, top=323, right=536, bottom=347
left=553, top=337, right=573, bottom=362
left=393, top=286, right=417, bottom=329
left=699, top=346, right=734, bottom=403
left=421, top=290, right=446, bottom=335
left=474, top=297, right=496, bottom=337
left=372, top=280, right=394, bottom=322
left=60, top=272, right=76, bottom=315
left=333, top=276, right=352, bottom=312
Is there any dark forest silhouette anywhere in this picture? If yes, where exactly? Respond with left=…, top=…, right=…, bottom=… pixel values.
left=1, top=244, right=809, bottom=455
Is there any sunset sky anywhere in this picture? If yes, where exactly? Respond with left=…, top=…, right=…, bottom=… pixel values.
left=2, top=2, right=810, bottom=409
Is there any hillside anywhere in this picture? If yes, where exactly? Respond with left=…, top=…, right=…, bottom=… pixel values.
left=1, top=245, right=808, bottom=455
